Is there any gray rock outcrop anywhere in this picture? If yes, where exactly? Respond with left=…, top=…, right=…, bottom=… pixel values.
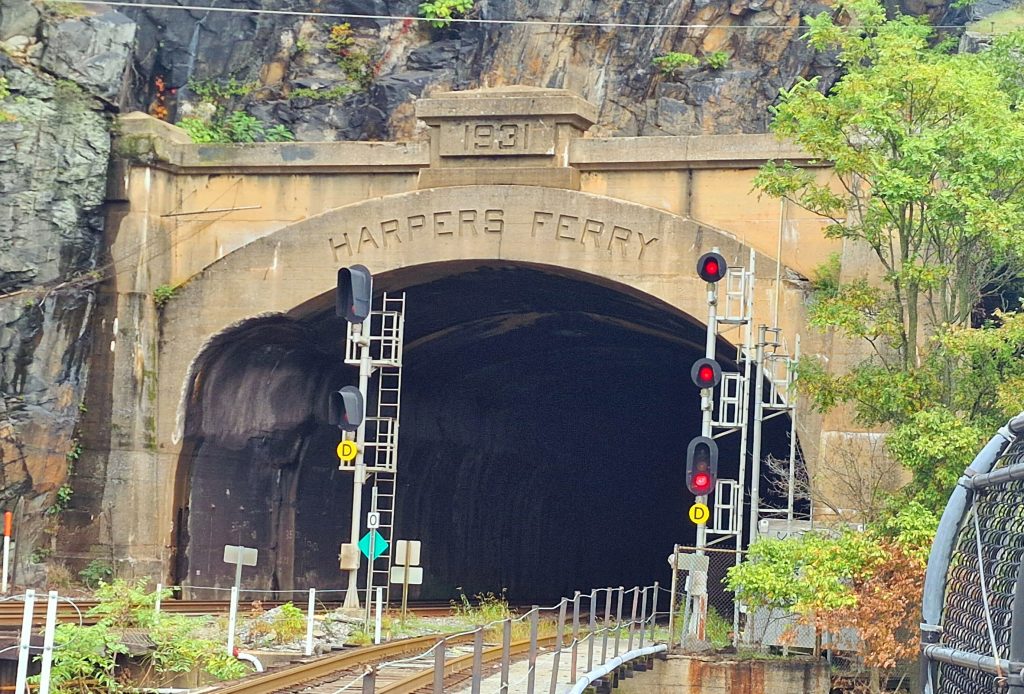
left=41, top=9, right=136, bottom=104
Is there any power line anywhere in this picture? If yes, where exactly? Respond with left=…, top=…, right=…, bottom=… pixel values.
left=47, top=0, right=973, bottom=31
left=49, top=0, right=801, bottom=29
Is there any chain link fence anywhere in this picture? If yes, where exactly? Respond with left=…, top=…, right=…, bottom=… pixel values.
left=922, top=413, right=1024, bottom=694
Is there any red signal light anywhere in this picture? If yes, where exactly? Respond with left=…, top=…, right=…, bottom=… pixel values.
left=692, top=472, right=711, bottom=494
left=696, top=252, right=728, bottom=283
left=686, top=436, right=719, bottom=497
left=690, top=358, right=722, bottom=389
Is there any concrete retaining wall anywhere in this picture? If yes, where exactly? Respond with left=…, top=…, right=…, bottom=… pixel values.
left=615, top=654, right=829, bottom=694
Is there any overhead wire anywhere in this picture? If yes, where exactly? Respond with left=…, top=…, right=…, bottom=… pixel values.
left=41, top=0, right=974, bottom=31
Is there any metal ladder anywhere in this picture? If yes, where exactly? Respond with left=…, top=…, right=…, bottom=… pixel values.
left=364, top=293, right=405, bottom=605
left=756, top=327, right=802, bottom=522
left=707, top=253, right=755, bottom=541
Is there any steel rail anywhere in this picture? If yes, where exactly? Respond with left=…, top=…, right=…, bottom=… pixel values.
left=0, top=600, right=456, bottom=628
left=377, top=635, right=559, bottom=694
left=209, top=634, right=477, bottom=694
left=0, top=599, right=251, bottom=628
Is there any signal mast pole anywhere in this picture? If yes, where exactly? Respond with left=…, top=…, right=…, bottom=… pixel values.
left=687, top=248, right=726, bottom=639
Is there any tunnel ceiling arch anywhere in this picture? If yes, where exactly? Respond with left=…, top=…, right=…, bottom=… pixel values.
left=174, top=258, right=796, bottom=600
left=162, top=184, right=795, bottom=448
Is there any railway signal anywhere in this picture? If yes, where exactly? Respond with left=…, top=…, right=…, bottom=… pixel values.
left=686, top=436, right=718, bottom=496
left=336, top=264, right=373, bottom=323
left=696, top=251, right=728, bottom=283
left=330, top=385, right=364, bottom=431
left=690, top=357, right=722, bottom=390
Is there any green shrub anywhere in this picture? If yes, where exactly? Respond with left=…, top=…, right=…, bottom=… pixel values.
left=290, top=85, right=354, bottom=102
left=270, top=602, right=306, bottom=642
left=264, top=124, right=295, bottom=142
left=653, top=52, right=700, bottom=75
left=37, top=580, right=249, bottom=688
left=419, top=0, right=474, bottom=27
left=706, top=51, right=730, bottom=70
left=28, top=623, right=127, bottom=692
left=176, top=113, right=295, bottom=144
left=222, top=111, right=263, bottom=143
left=326, top=23, right=355, bottom=56
left=78, top=559, right=113, bottom=590
left=45, top=484, right=74, bottom=517
left=705, top=607, right=732, bottom=649
left=187, top=77, right=257, bottom=103
left=0, top=77, right=14, bottom=123
left=153, top=284, right=177, bottom=308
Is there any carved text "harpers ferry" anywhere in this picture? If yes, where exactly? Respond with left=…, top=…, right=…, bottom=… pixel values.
left=328, top=208, right=659, bottom=262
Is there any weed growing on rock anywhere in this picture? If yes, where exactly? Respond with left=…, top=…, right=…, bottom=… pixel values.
left=706, top=51, right=730, bottom=70
left=326, top=23, right=355, bottom=55
left=40, top=1, right=89, bottom=19
left=153, top=284, right=177, bottom=308
left=271, top=602, right=306, bottom=641
left=654, top=50, right=730, bottom=77
left=419, top=0, right=474, bottom=27
left=653, top=52, right=699, bottom=75
left=46, top=484, right=73, bottom=517
left=0, top=77, right=14, bottom=123
left=188, top=77, right=257, bottom=103
left=78, top=559, right=113, bottom=588
left=177, top=113, right=294, bottom=144
left=326, top=23, right=374, bottom=88
left=290, top=85, right=354, bottom=102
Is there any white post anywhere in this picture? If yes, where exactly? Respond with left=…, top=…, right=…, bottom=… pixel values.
left=733, top=250, right=756, bottom=646
left=38, top=591, right=58, bottom=694
left=3, top=510, right=13, bottom=593
left=787, top=335, right=801, bottom=523
left=155, top=582, right=163, bottom=617
left=15, top=589, right=35, bottom=694
left=374, top=586, right=383, bottom=644
left=691, top=255, right=719, bottom=640
left=749, top=327, right=767, bottom=546
left=305, top=588, right=316, bottom=657
left=226, top=586, right=239, bottom=656
left=344, top=319, right=373, bottom=610
left=2, top=536, right=10, bottom=594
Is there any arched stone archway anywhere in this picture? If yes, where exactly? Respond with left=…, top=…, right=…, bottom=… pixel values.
left=151, top=185, right=807, bottom=597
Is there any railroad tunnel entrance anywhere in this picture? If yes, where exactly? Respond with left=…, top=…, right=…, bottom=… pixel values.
left=174, top=260, right=796, bottom=603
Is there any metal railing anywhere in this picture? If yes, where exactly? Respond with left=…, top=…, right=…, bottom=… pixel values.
left=351, top=583, right=667, bottom=693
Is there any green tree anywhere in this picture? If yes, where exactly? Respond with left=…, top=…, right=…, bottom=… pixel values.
left=756, top=0, right=1024, bottom=510
left=727, top=503, right=937, bottom=692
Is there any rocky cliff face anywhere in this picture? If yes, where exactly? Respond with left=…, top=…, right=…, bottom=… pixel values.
left=123, top=0, right=962, bottom=140
left=0, top=1, right=133, bottom=574
left=0, top=0, right=962, bottom=576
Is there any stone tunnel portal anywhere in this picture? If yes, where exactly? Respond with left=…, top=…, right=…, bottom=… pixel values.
left=174, top=261, right=795, bottom=603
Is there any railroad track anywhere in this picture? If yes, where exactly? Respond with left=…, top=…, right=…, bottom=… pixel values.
left=0, top=599, right=456, bottom=628
left=207, top=633, right=559, bottom=694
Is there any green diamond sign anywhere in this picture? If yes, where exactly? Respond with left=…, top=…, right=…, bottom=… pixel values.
left=358, top=530, right=388, bottom=560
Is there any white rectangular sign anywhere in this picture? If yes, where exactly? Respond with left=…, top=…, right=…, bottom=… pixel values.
left=223, top=545, right=258, bottom=567
left=394, top=540, right=421, bottom=566
left=389, top=566, right=423, bottom=585
left=667, top=552, right=708, bottom=573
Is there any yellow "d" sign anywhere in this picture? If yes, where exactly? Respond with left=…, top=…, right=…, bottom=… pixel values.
left=337, top=440, right=358, bottom=462
left=689, top=503, right=710, bottom=525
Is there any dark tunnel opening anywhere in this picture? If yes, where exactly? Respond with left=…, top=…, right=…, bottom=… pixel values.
left=174, top=261, right=797, bottom=603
